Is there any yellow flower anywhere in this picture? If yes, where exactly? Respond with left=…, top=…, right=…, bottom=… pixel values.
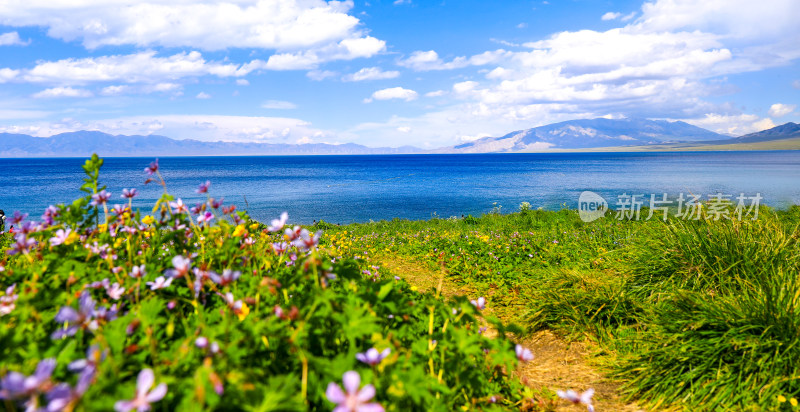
left=64, top=231, right=79, bottom=245
left=114, top=238, right=124, bottom=249
left=237, top=302, right=250, bottom=321
left=249, top=223, right=259, bottom=230
left=778, top=395, right=787, bottom=403
left=232, top=225, right=247, bottom=237
left=791, top=397, right=798, bottom=407
left=142, top=215, right=155, bottom=225
left=97, top=224, right=108, bottom=233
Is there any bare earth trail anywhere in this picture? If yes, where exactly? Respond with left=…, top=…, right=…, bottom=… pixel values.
left=377, top=255, right=644, bottom=412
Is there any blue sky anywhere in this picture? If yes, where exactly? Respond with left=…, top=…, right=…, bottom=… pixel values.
left=0, top=0, right=798, bottom=148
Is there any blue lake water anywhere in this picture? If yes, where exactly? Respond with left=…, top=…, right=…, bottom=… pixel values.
left=2, top=152, right=800, bottom=224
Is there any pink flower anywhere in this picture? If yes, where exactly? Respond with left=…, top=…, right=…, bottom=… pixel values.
left=49, top=228, right=73, bottom=246
left=121, top=188, right=138, bottom=199
left=164, top=256, right=191, bottom=278
left=144, top=159, right=159, bottom=175
left=169, top=199, right=188, bottom=214
left=114, top=368, right=167, bottom=412
left=146, top=276, right=173, bottom=290
left=326, top=371, right=384, bottom=412
left=197, top=211, right=214, bottom=224
left=470, top=296, right=486, bottom=310
left=515, top=344, right=534, bottom=362
left=129, top=265, right=146, bottom=279
left=557, top=388, right=595, bottom=412
left=267, top=212, right=288, bottom=232
left=356, top=348, right=391, bottom=366
left=106, top=282, right=126, bottom=300
left=90, top=190, right=111, bottom=206
left=196, top=181, right=210, bottom=194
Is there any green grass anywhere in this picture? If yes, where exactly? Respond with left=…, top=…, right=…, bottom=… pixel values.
left=320, top=205, right=800, bottom=410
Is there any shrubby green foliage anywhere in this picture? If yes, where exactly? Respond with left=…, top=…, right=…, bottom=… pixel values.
left=0, top=155, right=542, bottom=411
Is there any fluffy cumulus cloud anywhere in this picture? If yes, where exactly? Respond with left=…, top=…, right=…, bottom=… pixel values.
left=684, top=113, right=775, bottom=136
left=1, top=115, right=332, bottom=143
left=0, top=0, right=372, bottom=51
left=32, top=87, right=93, bottom=99
left=342, top=67, right=400, bottom=82
left=768, top=103, right=796, bottom=118
left=364, top=87, right=418, bottom=103
left=0, top=31, right=29, bottom=46
left=398, top=49, right=511, bottom=71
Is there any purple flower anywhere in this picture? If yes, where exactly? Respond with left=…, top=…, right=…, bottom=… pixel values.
left=222, top=292, right=243, bottom=314
left=267, top=212, right=288, bottom=232
left=106, top=282, right=126, bottom=300
left=196, top=180, right=210, bottom=194
left=49, top=229, right=73, bottom=246
left=515, top=344, right=534, bottom=362
left=7, top=234, right=36, bottom=256
left=121, top=188, right=138, bottom=199
left=0, top=284, right=18, bottom=317
left=114, top=368, right=167, bottom=412
left=271, top=242, right=289, bottom=254
left=52, top=292, right=99, bottom=339
left=470, top=296, right=486, bottom=310
left=68, top=345, right=106, bottom=375
left=164, top=255, right=191, bottom=278
left=129, top=265, right=146, bottom=279
left=209, top=197, right=224, bottom=209
left=197, top=211, right=214, bottom=224
left=356, top=348, right=391, bottom=366
left=144, top=159, right=159, bottom=175
left=557, top=388, right=595, bottom=412
left=326, top=371, right=384, bottom=412
left=195, top=337, right=209, bottom=349
left=293, top=229, right=322, bottom=250
left=90, top=190, right=112, bottom=206
left=209, top=269, right=241, bottom=287
left=146, top=276, right=173, bottom=290
left=10, top=211, right=28, bottom=225
left=0, top=358, right=56, bottom=404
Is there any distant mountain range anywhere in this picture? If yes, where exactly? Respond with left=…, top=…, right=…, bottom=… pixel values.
left=1, top=119, right=798, bottom=157
left=0, top=131, right=423, bottom=157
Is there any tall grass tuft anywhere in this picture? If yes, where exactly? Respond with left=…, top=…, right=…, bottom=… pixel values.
left=616, top=267, right=800, bottom=409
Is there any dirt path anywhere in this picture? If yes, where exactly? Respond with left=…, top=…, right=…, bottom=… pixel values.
left=377, top=255, right=644, bottom=412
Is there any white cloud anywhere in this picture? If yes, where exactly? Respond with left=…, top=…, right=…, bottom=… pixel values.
left=517, top=23, right=528, bottom=29
left=307, top=70, right=338, bottom=81
left=393, top=0, right=412, bottom=5
left=601, top=12, right=621, bottom=21
left=3, top=115, right=331, bottom=143
left=262, top=100, right=298, bottom=110
left=342, top=67, right=400, bottom=82
left=100, top=85, right=130, bottom=96
left=398, top=49, right=511, bottom=71
left=265, top=36, right=386, bottom=70
left=620, top=12, right=637, bottom=22
left=396, top=126, right=411, bottom=133
left=684, top=113, right=775, bottom=136
left=425, top=90, right=446, bottom=97
left=0, top=31, right=29, bottom=46
left=236, top=79, right=250, bottom=86
left=0, top=0, right=377, bottom=51
left=196, top=92, right=211, bottom=99
left=32, top=87, right=93, bottom=98
left=768, top=103, right=796, bottom=118
left=0, top=68, right=19, bottom=83
left=364, top=87, right=418, bottom=103
left=15, top=51, right=251, bottom=85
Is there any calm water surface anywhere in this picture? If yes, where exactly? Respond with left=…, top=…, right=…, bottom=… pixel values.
left=2, top=152, right=799, bottom=224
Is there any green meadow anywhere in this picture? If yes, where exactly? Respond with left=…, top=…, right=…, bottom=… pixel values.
left=319, top=204, right=800, bottom=410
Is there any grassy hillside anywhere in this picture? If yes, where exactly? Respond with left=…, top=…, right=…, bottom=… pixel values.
left=318, top=205, right=800, bottom=410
